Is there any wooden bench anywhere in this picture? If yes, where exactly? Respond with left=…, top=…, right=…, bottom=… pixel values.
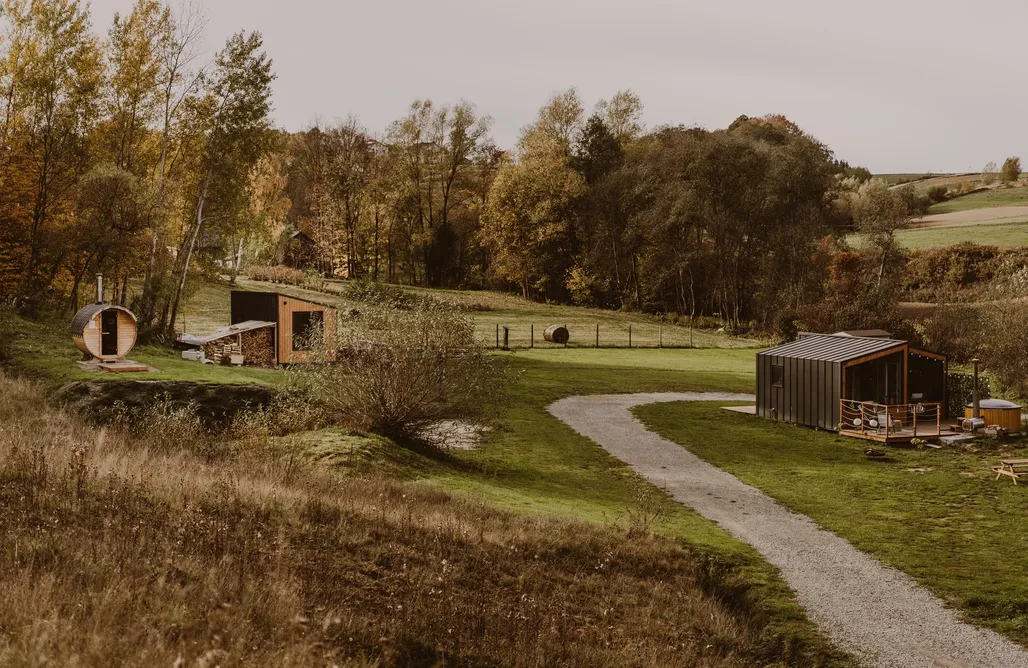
left=993, top=459, right=1028, bottom=485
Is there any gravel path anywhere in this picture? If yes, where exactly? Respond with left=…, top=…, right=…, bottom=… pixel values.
left=549, top=392, right=1028, bottom=668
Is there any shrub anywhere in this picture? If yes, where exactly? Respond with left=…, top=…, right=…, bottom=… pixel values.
left=1001, top=156, right=1021, bottom=183
left=247, top=265, right=324, bottom=290
left=926, top=185, right=949, bottom=203
left=290, top=302, right=510, bottom=442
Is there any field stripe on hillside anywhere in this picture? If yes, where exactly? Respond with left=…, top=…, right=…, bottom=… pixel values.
left=550, top=393, right=1028, bottom=668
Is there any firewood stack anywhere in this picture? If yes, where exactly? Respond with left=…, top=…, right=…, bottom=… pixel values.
left=240, top=328, right=276, bottom=367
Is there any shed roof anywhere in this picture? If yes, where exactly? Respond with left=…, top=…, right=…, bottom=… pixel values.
left=239, top=290, right=338, bottom=311
left=759, top=334, right=906, bottom=363
left=180, top=320, right=276, bottom=346
left=70, top=303, right=136, bottom=336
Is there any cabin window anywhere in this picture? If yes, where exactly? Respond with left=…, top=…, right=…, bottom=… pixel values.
left=292, top=311, right=324, bottom=351
left=771, top=364, right=785, bottom=388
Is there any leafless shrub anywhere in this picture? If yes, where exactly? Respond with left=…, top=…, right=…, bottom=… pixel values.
left=291, top=303, right=511, bottom=442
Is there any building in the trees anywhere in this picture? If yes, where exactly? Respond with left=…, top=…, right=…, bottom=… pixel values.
left=230, top=291, right=337, bottom=364
left=756, top=332, right=948, bottom=442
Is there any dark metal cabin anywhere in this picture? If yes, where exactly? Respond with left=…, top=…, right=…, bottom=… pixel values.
left=756, top=333, right=947, bottom=432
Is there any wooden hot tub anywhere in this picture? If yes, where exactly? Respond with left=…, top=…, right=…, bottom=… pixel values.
left=964, top=399, right=1023, bottom=432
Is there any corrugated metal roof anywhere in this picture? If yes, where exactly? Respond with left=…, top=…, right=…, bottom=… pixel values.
left=234, top=290, right=337, bottom=310
left=834, top=329, right=893, bottom=339
left=69, top=304, right=136, bottom=336
left=759, top=334, right=906, bottom=363
left=180, top=320, right=276, bottom=346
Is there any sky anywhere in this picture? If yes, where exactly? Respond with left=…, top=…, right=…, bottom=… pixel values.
left=86, top=0, right=1028, bottom=174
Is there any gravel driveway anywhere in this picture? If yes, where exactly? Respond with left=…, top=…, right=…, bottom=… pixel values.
left=549, top=392, right=1028, bottom=668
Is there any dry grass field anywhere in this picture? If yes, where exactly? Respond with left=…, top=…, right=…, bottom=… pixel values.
left=0, top=370, right=852, bottom=667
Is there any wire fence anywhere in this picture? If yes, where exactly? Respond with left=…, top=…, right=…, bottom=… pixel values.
left=485, top=322, right=713, bottom=350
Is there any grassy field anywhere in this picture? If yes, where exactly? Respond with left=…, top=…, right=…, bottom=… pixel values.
left=927, top=185, right=1028, bottom=215
left=894, top=221, right=1028, bottom=250
left=3, top=311, right=285, bottom=388
left=636, top=402, right=1028, bottom=645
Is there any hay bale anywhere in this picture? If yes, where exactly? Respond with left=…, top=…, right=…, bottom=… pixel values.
left=544, top=325, right=569, bottom=345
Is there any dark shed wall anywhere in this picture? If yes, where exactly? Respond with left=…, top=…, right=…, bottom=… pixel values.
left=756, top=352, right=841, bottom=430
left=231, top=292, right=278, bottom=325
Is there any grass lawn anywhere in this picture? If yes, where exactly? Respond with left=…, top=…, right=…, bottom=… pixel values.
left=635, top=401, right=1028, bottom=645
left=928, top=185, right=1028, bottom=215
left=3, top=312, right=285, bottom=388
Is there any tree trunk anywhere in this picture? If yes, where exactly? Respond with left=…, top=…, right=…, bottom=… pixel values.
left=167, top=172, right=212, bottom=338
left=230, top=237, right=245, bottom=286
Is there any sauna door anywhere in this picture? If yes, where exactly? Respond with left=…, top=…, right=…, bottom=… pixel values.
left=101, top=311, right=119, bottom=357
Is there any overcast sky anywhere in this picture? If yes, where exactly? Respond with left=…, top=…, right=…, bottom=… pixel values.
left=86, top=0, right=1026, bottom=173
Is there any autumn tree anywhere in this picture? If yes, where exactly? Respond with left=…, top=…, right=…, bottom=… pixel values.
left=852, top=178, right=912, bottom=289
left=164, top=30, right=275, bottom=336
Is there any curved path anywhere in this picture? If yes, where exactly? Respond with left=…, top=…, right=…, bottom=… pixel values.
left=550, top=392, right=1028, bottom=668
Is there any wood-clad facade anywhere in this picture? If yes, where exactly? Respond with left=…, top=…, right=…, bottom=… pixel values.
left=230, top=291, right=338, bottom=365
left=70, top=304, right=138, bottom=361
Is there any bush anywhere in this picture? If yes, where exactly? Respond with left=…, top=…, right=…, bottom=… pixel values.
left=248, top=265, right=324, bottom=290
left=926, top=185, right=949, bottom=203
left=1001, top=156, right=1021, bottom=183
left=290, top=302, right=510, bottom=442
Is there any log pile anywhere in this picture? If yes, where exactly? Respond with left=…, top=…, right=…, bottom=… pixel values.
left=200, top=326, right=277, bottom=367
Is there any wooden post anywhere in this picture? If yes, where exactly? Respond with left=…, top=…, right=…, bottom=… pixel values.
left=496, top=324, right=499, bottom=349
left=564, top=324, right=568, bottom=348
left=659, top=325, right=663, bottom=349
left=937, top=403, right=941, bottom=435
left=913, top=405, right=917, bottom=437
left=530, top=324, right=534, bottom=348
left=596, top=323, right=599, bottom=348
left=502, top=326, right=509, bottom=351
left=629, top=325, right=632, bottom=348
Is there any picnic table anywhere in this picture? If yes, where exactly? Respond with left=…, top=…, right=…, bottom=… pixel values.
left=993, top=459, right=1028, bottom=485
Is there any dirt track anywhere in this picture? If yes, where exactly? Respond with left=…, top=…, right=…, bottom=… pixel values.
left=550, top=392, right=1028, bottom=668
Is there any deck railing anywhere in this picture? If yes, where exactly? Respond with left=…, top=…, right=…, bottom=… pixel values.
left=839, top=400, right=942, bottom=439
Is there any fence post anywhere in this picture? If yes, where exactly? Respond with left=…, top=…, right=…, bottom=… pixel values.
left=564, top=323, right=568, bottom=349
left=913, top=405, right=917, bottom=437
left=531, top=324, right=534, bottom=349
left=495, top=324, right=499, bottom=349
left=502, top=326, right=510, bottom=351
left=596, top=323, right=599, bottom=348
left=629, top=325, right=632, bottom=348
left=659, top=325, right=663, bottom=349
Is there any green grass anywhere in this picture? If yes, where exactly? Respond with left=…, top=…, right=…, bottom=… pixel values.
left=291, top=349, right=852, bottom=663
left=895, top=221, right=1028, bottom=250
left=928, top=185, right=1028, bottom=215
left=4, top=312, right=284, bottom=388
left=636, top=402, right=1028, bottom=645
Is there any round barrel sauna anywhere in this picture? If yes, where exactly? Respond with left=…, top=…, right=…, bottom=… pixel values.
left=964, top=399, right=1023, bottom=433
left=70, top=304, right=138, bottom=360
left=544, top=325, right=570, bottom=345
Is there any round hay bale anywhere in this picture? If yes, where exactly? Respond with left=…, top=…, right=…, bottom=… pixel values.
left=544, top=325, right=569, bottom=345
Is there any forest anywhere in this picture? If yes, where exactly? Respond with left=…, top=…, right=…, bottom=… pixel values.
left=0, top=0, right=1021, bottom=366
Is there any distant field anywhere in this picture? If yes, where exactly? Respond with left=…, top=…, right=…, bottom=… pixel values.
left=927, top=185, right=1028, bottom=214
left=895, top=221, right=1028, bottom=249
left=875, top=173, right=943, bottom=186
left=190, top=279, right=765, bottom=350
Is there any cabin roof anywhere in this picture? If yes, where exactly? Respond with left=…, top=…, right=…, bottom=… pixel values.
left=759, top=333, right=907, bottom=363
left=69, top=303, right=136, bottom=336
left=236, top=290, right=338, bottom=311
left=179, top=320, right=276, bottom=346
left=833, top=329, right=893, bottom=339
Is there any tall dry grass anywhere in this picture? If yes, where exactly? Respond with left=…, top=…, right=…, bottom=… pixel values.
left=0, top=371, right=840, bottom=666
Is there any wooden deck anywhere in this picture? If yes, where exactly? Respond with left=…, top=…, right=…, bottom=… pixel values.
left=839, top=400, right=949, bottom=443
left=839, top=424, right=960, bottom=444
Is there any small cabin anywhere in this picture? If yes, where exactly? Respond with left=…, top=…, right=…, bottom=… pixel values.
left=70, top=303, right=138, bottom=361
left=757, top=333, right=948, bottom=441
left=230, top=291, right=337, bottom=364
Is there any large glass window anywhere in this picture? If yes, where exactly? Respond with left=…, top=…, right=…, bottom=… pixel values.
left=771, top=364, right=785, bottom=388
left=292, top=311, right=324, bottom=351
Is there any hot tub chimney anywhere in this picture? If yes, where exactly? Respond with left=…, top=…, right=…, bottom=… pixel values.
left=972, top=357, right=981, bottom=419
left=96, top=273, right=103, bottom=304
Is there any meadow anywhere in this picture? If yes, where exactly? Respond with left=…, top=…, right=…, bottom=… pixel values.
left=927, top=184, right=1028, bottom=215
left=637, top=402, right=1028, bottom=644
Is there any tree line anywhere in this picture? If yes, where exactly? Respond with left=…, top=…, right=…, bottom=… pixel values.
left=0, top=0, right=274, bottom=339
left=0, top=0, right=936, bottom=338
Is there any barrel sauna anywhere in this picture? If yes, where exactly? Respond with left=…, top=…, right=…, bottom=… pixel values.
left=70, top=304, right=138, bottom=361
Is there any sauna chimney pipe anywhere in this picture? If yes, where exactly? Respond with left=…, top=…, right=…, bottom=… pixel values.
left=96, top=274, right=103, bottom=304
left=972, top=357, right=981, bottom=419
